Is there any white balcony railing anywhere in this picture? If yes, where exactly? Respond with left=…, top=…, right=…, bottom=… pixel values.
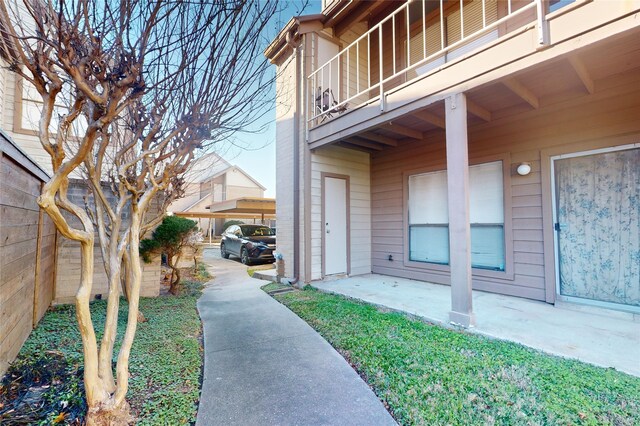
left=308, top=0, right=549, bottom=128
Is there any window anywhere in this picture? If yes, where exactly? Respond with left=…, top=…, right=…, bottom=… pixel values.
left=408, top=161, right=505, bottom=271
left=549, top=0, right=575, bottom=13
left=18, top=78, right=87, bottom=136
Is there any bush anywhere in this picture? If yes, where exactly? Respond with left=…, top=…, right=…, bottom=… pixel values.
left=139, top=216, right=198, bottom=294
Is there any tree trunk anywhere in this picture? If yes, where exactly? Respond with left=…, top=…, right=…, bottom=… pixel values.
left=121, top=251, right=132, bottom=302
left=169, top=253, right=182, bottom=295
left=113, top=208, right=146, bottom=409
left=98, top=255, right=122, bottom=393
left=85, top=399, right=132, bottom=426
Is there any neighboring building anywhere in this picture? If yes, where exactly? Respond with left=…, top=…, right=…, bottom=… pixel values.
left=266, top=0, right=640, bottom=326
left=168, top=152, right=271, bottom=235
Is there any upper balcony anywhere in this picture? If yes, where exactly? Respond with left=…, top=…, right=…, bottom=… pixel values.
left=306, top=0, right=638, bottom=147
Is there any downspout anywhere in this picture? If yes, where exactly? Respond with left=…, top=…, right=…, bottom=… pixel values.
left=302, top=35, right=313, bottom=285
left=287, top=30, right=302, bottom=287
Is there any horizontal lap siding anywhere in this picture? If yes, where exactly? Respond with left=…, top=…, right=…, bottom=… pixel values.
left=371, top=71, right=640, bottom=301
left=0, top=155, right=42, bottom=375
left=2, top=72, right=52, bottom=175
left=275, top=56, right=296, bottom=277
left=311, top=145, right=370, bottom=279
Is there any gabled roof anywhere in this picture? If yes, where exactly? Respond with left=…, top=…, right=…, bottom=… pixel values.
left=200, top=164, right=267, bottom=191
left=183, top=152, right=231, bottom=183
left=182, top=193, right=213, bottom=213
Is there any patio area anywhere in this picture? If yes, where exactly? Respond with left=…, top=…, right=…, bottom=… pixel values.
left=313, top=274, right=640, bottom=377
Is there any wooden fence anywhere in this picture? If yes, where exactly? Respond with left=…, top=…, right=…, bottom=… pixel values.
left=0, top=132, right=55, bottom=376
left=0, top=134, right=162, bottom=377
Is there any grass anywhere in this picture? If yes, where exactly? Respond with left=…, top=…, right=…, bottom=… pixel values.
left=269, top=287, right=640, bottom=426
left=260, top=282, right=291, bottom=293
left=1, top=281, right=204, bottom=425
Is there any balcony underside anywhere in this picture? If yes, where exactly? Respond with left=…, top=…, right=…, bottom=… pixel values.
left=308, top=4, right=640, bottom=151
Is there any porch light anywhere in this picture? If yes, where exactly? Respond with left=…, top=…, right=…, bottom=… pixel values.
left=517, top=162, right=532, bottom=176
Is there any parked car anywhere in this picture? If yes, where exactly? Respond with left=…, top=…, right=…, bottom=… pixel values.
left=220, top=224, right=276, bottom=265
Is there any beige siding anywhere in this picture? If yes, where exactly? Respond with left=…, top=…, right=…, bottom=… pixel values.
left=274, top=55, right=296, bottom=276
left=371, top=71, right=640, bottom=301
left=2, top=72, right=52, bottom=174
left=225, top=169, right=265, bottom=195
left=226, top=185, right=263, bottom=200
left=311, top=145, right=371, bottom=279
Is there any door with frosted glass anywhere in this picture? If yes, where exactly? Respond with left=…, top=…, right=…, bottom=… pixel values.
left=553, top=147, right=640, bottom=309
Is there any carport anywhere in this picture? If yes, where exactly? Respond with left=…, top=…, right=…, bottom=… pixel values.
left=175, top=197, right=276, bottom=243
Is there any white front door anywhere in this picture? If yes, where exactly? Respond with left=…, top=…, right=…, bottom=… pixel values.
left=324, top=176, right=348, bottom=275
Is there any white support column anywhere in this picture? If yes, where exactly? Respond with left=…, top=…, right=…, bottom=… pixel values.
left=445, top=92, right=475, bottom=328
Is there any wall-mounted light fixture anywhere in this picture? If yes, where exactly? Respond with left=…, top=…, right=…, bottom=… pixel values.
left=516, top=162, right=532, bottom=176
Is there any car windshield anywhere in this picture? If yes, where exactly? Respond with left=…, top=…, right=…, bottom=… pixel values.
left=240, top=225, right=275, bottom=237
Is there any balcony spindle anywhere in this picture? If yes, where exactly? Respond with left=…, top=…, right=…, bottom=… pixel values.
left=423, top=0, right=427, bottom=60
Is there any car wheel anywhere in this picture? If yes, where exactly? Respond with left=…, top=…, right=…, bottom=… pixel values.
left=220, top=243, right=230, bottom=259
left=241, top=247, right=251, bottom=265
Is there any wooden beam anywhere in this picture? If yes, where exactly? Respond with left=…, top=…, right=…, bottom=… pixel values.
left=568, top=56, right=595, bottom=94
left=357, top=132, right=398, bottom=146
left=413, top=109, right=446, bottom=129
left=503, top=78, right=539, bottom=109
left=337, top=142, right=377, bottom=154
left=385, top=123, right=423, bottom=140
left=335, top=0, right=385, bottom=36
left=343, top=137, right=384, bottom=151
left=466, top=99, right=492, bottom=122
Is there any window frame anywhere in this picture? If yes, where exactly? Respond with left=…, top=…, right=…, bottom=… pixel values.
left=402, top=153, right=514, bottom=281
left=14, top=75, right=85, bottom=139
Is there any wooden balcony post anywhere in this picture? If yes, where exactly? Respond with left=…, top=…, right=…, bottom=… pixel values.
left=445, top=92, right=475, bottom=328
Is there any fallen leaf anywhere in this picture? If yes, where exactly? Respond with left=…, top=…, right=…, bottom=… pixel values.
left=53, top=412, right=67, bottom=424
left=578, top=413, right=587, bottom=420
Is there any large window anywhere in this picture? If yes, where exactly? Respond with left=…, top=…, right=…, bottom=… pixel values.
left=408, top=161, right=505, bottom=271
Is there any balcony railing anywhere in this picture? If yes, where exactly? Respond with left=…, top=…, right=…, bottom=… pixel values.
left=308, top=0, right=549, bottom=128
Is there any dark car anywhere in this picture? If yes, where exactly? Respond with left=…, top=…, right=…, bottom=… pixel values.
left=220, top=224, right=276, bottom=265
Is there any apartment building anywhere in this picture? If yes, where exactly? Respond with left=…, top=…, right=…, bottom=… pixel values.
left=266, top=0, right=640, bottom=326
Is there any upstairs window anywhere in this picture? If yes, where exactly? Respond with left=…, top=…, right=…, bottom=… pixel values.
left=408, top=161, right=505, bottom=271
left=549, top=0, right=575, bottom=13
left=18, top=78, right=87, bottom=136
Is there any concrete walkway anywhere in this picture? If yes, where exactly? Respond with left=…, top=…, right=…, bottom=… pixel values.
left=313, top=274, right=640, bottom=377
left=196, top=251, right=396, bottom=426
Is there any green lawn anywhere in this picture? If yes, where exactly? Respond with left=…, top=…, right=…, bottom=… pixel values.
left=271, top=287, right=640, bottom=426
left=260, top=282, right=291, bottom=293
left=1, top=281, right=203, bottom=425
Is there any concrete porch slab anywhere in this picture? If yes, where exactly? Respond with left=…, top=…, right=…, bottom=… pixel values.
left=313, top=274, right=640, bottom=377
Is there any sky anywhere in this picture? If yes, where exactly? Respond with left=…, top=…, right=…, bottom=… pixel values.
left=219, top=0, right=322, bottom=198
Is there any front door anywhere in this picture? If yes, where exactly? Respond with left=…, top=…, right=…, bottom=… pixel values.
left=552, top=145, right=639, bottom=311
left=323, top=176, right=348, bottom=276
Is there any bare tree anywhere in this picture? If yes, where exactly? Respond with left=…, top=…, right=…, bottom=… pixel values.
left=0, top=0, right=285, bottom=423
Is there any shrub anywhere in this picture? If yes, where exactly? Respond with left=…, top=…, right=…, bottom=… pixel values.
left=140, top=216, right=198, bottom=294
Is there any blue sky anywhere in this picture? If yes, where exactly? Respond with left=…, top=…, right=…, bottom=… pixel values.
left=221, top=0, right=322, bottom=197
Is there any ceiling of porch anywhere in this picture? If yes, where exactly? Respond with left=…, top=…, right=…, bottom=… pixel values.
left=333, top=29, right=640, bottom=154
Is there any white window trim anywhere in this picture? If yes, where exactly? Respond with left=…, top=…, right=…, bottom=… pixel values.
left=402, top=153, right=515, bottom=281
